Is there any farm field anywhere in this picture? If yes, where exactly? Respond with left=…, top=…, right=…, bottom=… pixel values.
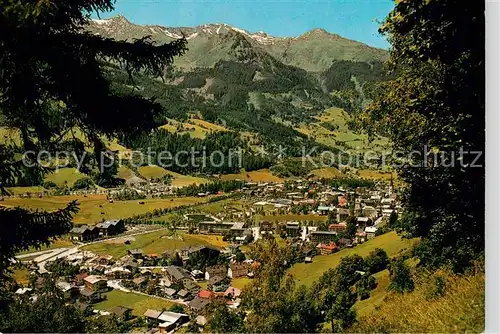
left=94, top=290, right=174, bottom=316
left=159, top=118, right=228, bottom=139
left=136, top=165, right=209, bottom=187
left=137, top=165, right=169, bottom=180
left=166, top=170, right=209, bottom=187
left=197, top=198, right=250, bottom=214
left=44, top=167, right=87, bottom=188
left=357, top=169, right=396, bottom=181
left=82, top=230, right=228, bottom=259
left=1, top=195, right=210, bottom=225
left=117, top=166, right=134, bottom=180
left=5, top=186, right=45, bottom=196
left=288, top=232, right=416, bottom=286
left=309, top=167, right=342, bottom=179
left=220, top=169, right=284, bottom=183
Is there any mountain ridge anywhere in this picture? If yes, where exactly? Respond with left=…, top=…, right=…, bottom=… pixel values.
left=87, top=15, right=389, bottom=71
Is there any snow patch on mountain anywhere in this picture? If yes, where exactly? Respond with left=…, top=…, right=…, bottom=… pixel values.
left=164, top=29, right=183, bottom=39
left=187, top=32, right=199, bottom=40
left=93, top=19, right=110, bottom=25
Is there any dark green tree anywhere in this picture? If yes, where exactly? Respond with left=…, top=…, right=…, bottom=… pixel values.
left=365, top=248, right=389, bottom=274
left=356, top=273, right=377, bottom=300
left=170, top=252, right=183, bottom=267
left=388, top=259, right=414, bottom=294
left=325, top=287, right=357, bottom=332
left=235, top=250, right=246, bottom=262
left=388, top=210, right=398, bottom=228
left=203, top=298, right=244, bottom=333
left=345, top=216, right=358, bottom=239
left=0, top=280, right=86, bottom=332
left=0, top=0, right=186, bottom=279
left=363, top=0, right=484, bottom=272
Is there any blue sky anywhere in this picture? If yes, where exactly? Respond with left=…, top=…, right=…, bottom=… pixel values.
left=96, top=0, right=395, bottom=49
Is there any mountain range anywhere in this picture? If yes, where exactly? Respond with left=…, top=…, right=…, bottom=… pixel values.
left=86, top=15, right=390, bottom=176
left=87, top=15, right=388, bottom=72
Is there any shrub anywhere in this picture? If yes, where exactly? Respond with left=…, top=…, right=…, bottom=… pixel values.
left=72, top=177, right=94, bottom=190
left=42, top=181, right=57, bottom=189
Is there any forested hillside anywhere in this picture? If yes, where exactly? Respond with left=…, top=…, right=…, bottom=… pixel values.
left=94, top=17, right=392, bottom=176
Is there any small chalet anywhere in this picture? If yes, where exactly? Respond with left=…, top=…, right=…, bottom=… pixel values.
left=83, top=275, right=108, bottom=292
left=285, top=222, right=300, bottom=237
left=337, top=238, right=353, bottom=249
left=144, top=309, right=163, bottom=325
left=188, top=296, right=212, bottom=312
left=69, top=225, right=99, bottom=241
left=158, top=312, right=189, bottom=333
left=208, top=275, right=225, bottom=286
left=127, top=248, right=144, bottom=259
left=164, top=266, right=190, bottom=283
left=109, top=306, right=132, bottom=321
left=205, top=265, right=227, bottom=280
left=96, top=219, right=125, bottom=237
left=310, top=231, right=337, bottom=244
left=56, top=282, right=79, bottom=300
left=228, top=263, right=248, bottom=278
left=364, top=226, right=378, bottom=239
left=80, top=287, right=102, bottom=303
left=74, top=273, right=89, bottom=286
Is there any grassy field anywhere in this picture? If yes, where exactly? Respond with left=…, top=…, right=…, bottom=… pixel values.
left=136, top=165, right=209, bottom=187
left=82, top=231, right=228, bottom=259
left=1, top=195, right=210, bottom=224
left=159, top=118, right=227, bottom=139
left=152, top=198, right=249, bottom=221
left=353, top=269, right=391, bottom=317
left=191, top=119, right=228, bottom=132
left=137, top=165, right=168, bottom=180
left=220, top=169, right=284, bottom=183
left=296, top=108, right=389, bottom=153
left=94, top=290, right=174, bottom=316
left=117, top=166, right=134, bottom=180
left=349, top=270, right=485, bottom=333
left=231, top=277, right=251, bottom=290
left=166, top=170, right=209, bottom=187
left=5, top=186, right=45, bottom=195
left=353, top=257, right=420, bottom=318
left=12, top=268, right=30, bottom=285
left=288, top=232, right=416, bottom=286
left=309, top=167, right=343, bottom=179
left=44, top=167, right=86, bottom=188
left=357, top=169, right=396, bottom=181
left=197, top=198, right=248, bottom=214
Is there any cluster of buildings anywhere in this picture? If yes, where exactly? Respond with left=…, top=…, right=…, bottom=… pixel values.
left=17, top=240, right=259, bottom=333
left=69, top=219, right=125, bottom=241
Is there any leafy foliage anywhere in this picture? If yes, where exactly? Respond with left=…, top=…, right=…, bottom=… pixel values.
left=360, top=0, right=484, bottom=272
left=388, top=259, right=415, bottom=294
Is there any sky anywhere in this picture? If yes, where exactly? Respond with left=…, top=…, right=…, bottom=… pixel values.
left=97, top=0, right=395, bottom=49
